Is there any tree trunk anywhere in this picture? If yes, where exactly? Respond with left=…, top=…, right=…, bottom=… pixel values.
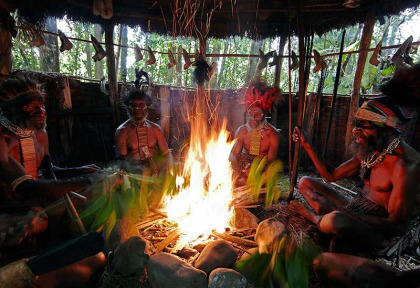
left=94, top=24, right=104, bottom=79
left=341, top=24, right=362, bottom=77
left=85, top=24, right=92, bottom=79
left=218, top=39, right=230, bottom=88
left=210, top=41, right=221, bottom=88
left=245, top=39, right=263, bottom=84
left=39, top=17, right=60, bottom=72
left=120, top=25, right=128, bottom=82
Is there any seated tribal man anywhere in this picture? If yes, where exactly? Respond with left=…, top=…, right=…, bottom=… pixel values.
left=229, top=82, right=280, bottom=186
left=115, top=86, right=172, bottom=175
left=0, top=74, right=103, bottom=247
left=291, top=65, right=420, bottom=251
left=0, top=74, right=105, bottom=285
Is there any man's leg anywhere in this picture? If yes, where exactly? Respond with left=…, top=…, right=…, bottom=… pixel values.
left=297, top=176, right=349, bottom=214
left=318, top=211, right=386, bottom=247
left=313, top=252, right=420, bottom=288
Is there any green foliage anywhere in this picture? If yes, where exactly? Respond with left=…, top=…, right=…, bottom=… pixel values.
left=234, top=235, right=321, bottom=288
left=246, top=156, right=289, bottom=205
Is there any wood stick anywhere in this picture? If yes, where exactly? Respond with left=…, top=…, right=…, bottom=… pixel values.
left=330, top=182, right=357, bottom=196
left=212, top=232, right=258, bottom=247
left=155, top=230, right=181, bottom=254
left=136, top=218, right=163, bottom=230
left=234, top=205, right=260, bottom=209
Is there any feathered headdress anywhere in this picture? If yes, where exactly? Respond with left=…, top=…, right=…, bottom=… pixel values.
left=243, top=84, right=280, bottom=114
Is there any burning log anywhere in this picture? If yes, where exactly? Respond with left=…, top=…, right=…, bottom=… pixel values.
left=155, top=229, right=181, bottom=254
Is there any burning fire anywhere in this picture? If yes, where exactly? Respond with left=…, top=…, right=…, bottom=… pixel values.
left=163, top=120, right=236, bottom=251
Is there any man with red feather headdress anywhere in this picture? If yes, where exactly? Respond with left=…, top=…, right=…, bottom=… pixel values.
left=229, top=82, right=281, bottom=186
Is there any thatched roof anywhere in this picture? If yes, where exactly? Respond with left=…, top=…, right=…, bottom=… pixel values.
left=11, top=0, right=420, bottom=38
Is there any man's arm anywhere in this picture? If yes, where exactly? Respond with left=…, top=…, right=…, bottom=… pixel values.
left=229, top=127, right=244, bottom=166
left=293, top=126, right=360, bottom=182
left=267, top=129, right=280, bottom=162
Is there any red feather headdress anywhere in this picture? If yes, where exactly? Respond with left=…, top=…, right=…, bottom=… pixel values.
left=243, top=86, right=280, bottom=113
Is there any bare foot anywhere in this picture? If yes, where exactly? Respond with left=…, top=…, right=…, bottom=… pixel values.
left=289, top=201, right=322, bottom=225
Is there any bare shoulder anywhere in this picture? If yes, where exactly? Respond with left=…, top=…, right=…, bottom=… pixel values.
left=264, top=122, right=280, bottom=136
left=115, top=120, right=131, bottom=136
left=401, top=142, right=420, bottom=166
left=235, top=125, right=248, bottom=137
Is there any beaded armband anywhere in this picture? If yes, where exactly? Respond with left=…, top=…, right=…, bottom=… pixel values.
left=10, top=175, right=35, bottom=194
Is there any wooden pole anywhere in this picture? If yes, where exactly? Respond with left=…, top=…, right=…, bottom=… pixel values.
left=344, top=10, right=375, bottom=158
left=322, top=30, right=346, bottom=158
left=105, top=21, right=120, bottom=127
left=0, top=0, right=12, bottom=82
left=271, top=33, right=287, bottom=128
left=289, top=0, right=306, bottom=200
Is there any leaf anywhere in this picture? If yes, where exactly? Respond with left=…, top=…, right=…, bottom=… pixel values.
left=361, top=61, right=378, bottom=90
left=104, top=210, right=117, bottom=239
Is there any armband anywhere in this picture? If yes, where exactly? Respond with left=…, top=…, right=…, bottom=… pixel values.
left=10, top=175, right=35, bottom=193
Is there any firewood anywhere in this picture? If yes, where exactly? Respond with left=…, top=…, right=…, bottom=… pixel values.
left=212, top=232, right=257, bottom=247
left=155, top=230, right=181, bottom=254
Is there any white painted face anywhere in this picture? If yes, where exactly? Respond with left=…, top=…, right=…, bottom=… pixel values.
left=246, top=107, right=265, bottom=129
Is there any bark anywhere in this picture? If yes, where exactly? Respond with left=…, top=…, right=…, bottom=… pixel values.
left=94, top=24, right=104, bottom=79
left=85, top=24, right=92, bottom=78
left=119, top=25, right=128, bottom=82
left=39, top=17, right=59, bottom=72
left=245, top=39, right=263, bottom=84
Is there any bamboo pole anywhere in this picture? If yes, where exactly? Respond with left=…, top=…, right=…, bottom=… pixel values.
left=289, top=0, right=306, bottom=201
left=344, top=10, right=375, bottom=158
left=322, top=29, right=346, bottom=158
left=212, top=232, right=258, bottom=247
left=104, top=21, right=120, bottom=127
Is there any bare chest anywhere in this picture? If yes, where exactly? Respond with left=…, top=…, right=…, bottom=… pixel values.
left=243, top=130, right=271, bottom=155
left=6, top=134, right=46, bottom=170
left=362, top=162, right=394, bottom=207
left=126, top=126, right=158, bottom=153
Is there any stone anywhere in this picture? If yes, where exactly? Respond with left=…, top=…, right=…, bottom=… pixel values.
left=208, top=268, right=250, bottom=288
left=147, top=253, right=207, bottom=288
left=233, top=208, right=259, bottom=234
left=255, top=218, right=288, bottom=254
left=104, top=216, right=141, bottom=253
left=239, top=247, right=259, bottom=262
left=113, top=236, right=151, bottom=276
left=194, top=240, right=238, bottom=275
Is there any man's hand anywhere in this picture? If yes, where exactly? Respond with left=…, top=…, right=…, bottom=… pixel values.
left=292, top=126, right=309, bottom=145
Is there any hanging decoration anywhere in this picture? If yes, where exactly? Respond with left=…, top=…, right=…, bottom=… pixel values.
left=391, top=36, right=413, bottom=67
left=58, top=29, right=73, bottom=52
left=193, top=55, right=212, bottom=86
left=93, top=0, right=113, bottom=20
left=146, top=46, right=156, bottom=65
left=369, top=42, right=382, bottom=66
left=28, top=24, right=45, bottom=47
left=269, top=51, right=281, bottom=67
left=183, top=49, right=192, bottom=70
left=134, top=68, right=150, bottom=90
left=167, top=49, right=176, bottom=69
left=313, top=49, right=326, bottom=73
left=135, top=44, right=143, bottom=62
left=257, top=49, right=275, bottom=70
left=91, top=35, right=106, bottom=62
left=290, top=50, right=299, bottom=71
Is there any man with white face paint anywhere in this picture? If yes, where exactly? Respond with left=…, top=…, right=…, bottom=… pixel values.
left=115, top=87, right=172, bottom=175
left=229, top=83, right=280, bottom=186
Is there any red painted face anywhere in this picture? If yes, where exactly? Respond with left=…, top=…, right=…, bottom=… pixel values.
left=352, top=120, right=379, bottom=145
left=22, top=99, right=47, bottom=130
left=128, top=99, right=148, bottom=124
left=246, top=107, right=265, bottom=129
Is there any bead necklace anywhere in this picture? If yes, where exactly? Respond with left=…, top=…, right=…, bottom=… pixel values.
left=360, top=136, right=401, bottom=170
left=0, top=108, right=34, bottom=137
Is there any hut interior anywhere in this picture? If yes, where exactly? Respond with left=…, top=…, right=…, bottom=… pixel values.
left=1, top=0, right=420, bottom=287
